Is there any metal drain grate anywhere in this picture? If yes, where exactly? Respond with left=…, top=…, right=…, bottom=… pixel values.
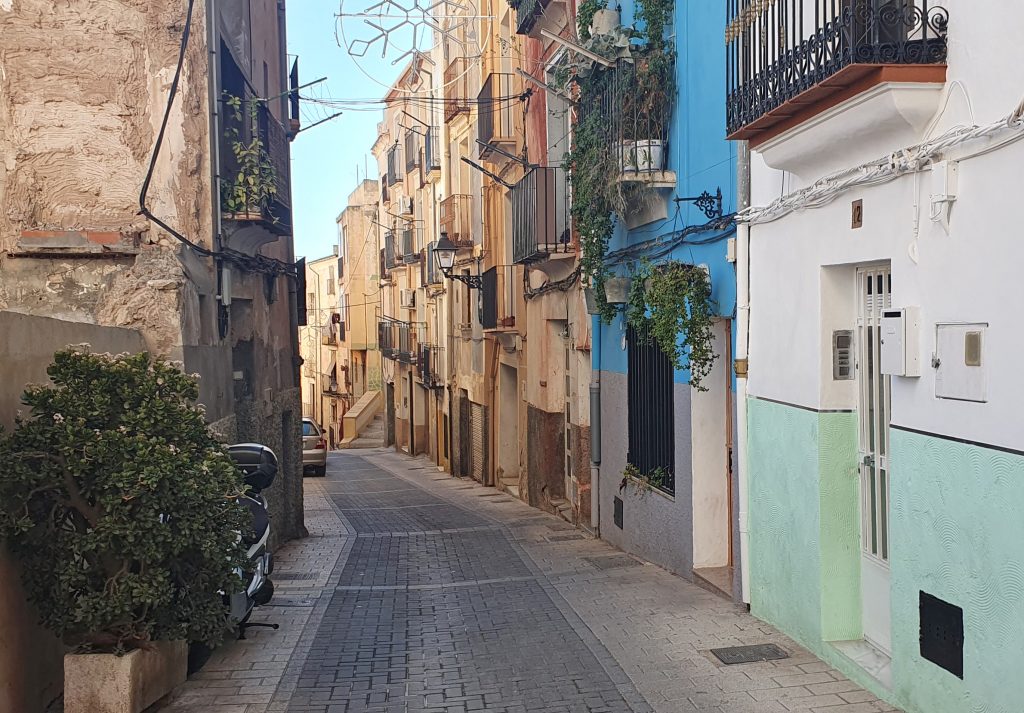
left=274, top=572, right=319, bottom=581
left=584, top=555, right=641, bottom=570
left=710, top=644, right=789, bottom=665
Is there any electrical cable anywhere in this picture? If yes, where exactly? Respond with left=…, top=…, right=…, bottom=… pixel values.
left=742, top=95, right=1024, bottom=226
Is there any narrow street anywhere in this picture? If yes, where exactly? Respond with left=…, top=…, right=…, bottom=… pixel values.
left=162, top=452, right=896, bottom=713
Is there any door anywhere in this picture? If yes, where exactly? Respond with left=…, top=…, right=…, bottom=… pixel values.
left=471, top=402, right=485, bottom=483
left=857, top=266, right=892, bottom=654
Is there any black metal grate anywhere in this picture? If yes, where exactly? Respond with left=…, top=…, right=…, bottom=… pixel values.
left=626, top=324, right=676, bottom=494
left=711, top=644, right=790, bottom=665
left=613, top=496, right=623, bottom=529
left=920, top=591, right=963, bottom=678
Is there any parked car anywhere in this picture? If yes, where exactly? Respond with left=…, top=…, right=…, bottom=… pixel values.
left=302, top=417, right=327, bottom=476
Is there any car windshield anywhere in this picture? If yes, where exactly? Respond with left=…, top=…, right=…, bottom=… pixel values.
left=302, top=421, right=318, bottom=437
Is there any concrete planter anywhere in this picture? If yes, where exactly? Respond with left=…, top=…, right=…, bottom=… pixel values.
left=64, top=641, right=187, bottom=713
left=604, top=277, right=631, bottom=304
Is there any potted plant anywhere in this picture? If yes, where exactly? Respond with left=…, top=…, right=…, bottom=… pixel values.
left=0, top=349, right=250, bottom=713
left=221, top=93, right=280, bottom=224
left=604, top=276, right=631, bottom=304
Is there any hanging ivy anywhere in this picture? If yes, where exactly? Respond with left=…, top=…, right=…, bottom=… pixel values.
left=564, top=0, right=676, bottom=325
left=626, top=260, right=718, bottom=391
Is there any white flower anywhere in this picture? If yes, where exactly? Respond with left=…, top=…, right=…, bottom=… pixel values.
left=52, top=414, right=65, bottom=424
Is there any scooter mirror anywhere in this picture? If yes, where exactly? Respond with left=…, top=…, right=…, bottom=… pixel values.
left=226, top=443, right=279, bottom=493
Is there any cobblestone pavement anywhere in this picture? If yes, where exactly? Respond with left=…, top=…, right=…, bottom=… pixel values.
left=160, top=450, right=898, bottom=713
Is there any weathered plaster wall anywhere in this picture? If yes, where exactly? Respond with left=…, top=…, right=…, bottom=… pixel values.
left=526, top=404, right=564, bottom=512
left=0, top=311, right=147, bottom=713
left=889, top=429, right=1024, bottom=713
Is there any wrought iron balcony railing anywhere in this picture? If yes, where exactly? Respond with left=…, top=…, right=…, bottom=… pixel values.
left=444, top=58, right=471, bottom=123
left=726, top=0, right=949, bottom=138
left=512, top=0, right=543, bottom=35
left=378, top=317, right=425, bottom=364
left=386, top=143, right=404, bottom=185
left=440, top=194, right=474, bottom=246
left=219, top=89, right=293, bottom=234
left=425, top=241, right=443, bottom=286
left=478, top=73, right=518, bottom=160
left=404, top=131, right=420, bottom=173
left=384, top=230, right=398, bottom=270
left=401, top=222, right=424, bottom=264
left=481, top=265, right=518, bottom=331
left=512, top=166, right=572, bottom=264
left=417, top=344, right=446, bottom=389
left=424, top=126, right=442, bottom=173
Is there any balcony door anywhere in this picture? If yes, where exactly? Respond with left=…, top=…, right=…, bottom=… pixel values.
left=857, top=265, right=892, bottom=655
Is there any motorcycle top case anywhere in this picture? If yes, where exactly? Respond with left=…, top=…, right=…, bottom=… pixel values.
left=227, top=443, right=279, bottom=493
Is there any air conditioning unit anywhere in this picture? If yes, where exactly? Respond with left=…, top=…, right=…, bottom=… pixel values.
left=399, top=289, right=416, bottom=309
left=398, top=196, right=414, bottom=216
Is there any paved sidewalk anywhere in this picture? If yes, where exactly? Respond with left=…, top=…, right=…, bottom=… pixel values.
left=160, top=450, right=897, bottom=713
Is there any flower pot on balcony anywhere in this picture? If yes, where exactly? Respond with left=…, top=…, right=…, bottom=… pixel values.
left=64, top=641, right=187, bottom=713
left=590, top=8, right=621, bottom=36
left=634, top=139, right=665, bottom=172
left=604, top=277, right=631, bottom=305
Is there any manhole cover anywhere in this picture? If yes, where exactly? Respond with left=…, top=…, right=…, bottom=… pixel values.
left=274, top=572, right=319, bottom=581
left=546, top=533, right=585, bottom=542
left=584, top=555, right=641, bottom=570
left=710, top=644, right=789, bottom=665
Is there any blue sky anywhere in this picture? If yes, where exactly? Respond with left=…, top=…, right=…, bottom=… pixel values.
left=286, top=3, right=404, bottom=261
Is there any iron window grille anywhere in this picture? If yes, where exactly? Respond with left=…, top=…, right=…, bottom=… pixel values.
left=383, top=230, right=398, bottom=270
left=404, top=131, right=420, bottom=173
left=424, top=126, right=442, bottom=171
left=378, top=317, right=425, bottom=363
left=401, top=222, right=423, bottom=264
left=726, top=0, right=949, bottom=136
left=386, top=143, right=404, bottom=185
left=478, top=73, right=518, bottom=160
left=481, top=265, right=518, bottom=330
left=444, top=58, right=470, bottom=122
left=626, top=323, right=675, bottom=494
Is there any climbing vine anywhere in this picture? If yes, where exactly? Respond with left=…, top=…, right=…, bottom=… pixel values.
left=625, top=260, right=718, bottom=391
left=563, top=0, right=676, bottom=324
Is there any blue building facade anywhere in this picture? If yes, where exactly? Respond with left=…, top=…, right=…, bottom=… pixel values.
left=591, top=1, right=739, bottom=596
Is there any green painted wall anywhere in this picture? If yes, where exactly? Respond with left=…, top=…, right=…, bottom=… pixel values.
left=748, top=398, right=861, bottom=648
left=890, top=428, right=1024, bottom=713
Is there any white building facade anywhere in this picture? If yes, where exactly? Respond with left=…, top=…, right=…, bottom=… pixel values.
left=733, top=2, right=1024, bottom=712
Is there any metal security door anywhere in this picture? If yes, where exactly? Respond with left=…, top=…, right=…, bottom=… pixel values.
left=857, top=265, right=892, bottom=654
left=471, top=402, right=485, bottom=483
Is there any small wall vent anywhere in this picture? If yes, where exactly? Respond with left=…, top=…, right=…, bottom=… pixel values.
left=613, top=496, right=623, bottom=529
left=920, top=591, right=964, bottom=679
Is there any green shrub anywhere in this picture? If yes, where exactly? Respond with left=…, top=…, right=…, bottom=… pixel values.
left=0, top=349, right=249, bottom=652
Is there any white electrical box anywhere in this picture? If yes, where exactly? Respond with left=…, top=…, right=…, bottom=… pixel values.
left=880, top=307, right=921, bottom=377
left=935, top=323, right=988, bottom=402
left=930, top=160, right=959, bottom=203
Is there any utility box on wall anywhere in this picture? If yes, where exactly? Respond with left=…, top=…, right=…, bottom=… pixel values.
left=880, top=307, right=921, bottom=377
left=935, top=323, right=988, bottom=403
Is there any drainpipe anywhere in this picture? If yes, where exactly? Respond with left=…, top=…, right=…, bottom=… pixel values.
left=589, top=316, right=601, bottom=535
left=735, top=141, right=752, bottom=605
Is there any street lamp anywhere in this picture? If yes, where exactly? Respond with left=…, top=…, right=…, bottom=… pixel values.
left=434, top=233, right=482, bottom=289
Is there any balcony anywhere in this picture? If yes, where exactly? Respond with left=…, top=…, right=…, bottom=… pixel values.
left=478, top=73, right=518, bottom=161
left=219, top=89, right=293, bottom=244
left=378, top=318, right=425, bottom=364
left=424, top=126, right=442, bottom=179
left=512, top=166, right=572, bottom=264
left=444, top=58, right=470, bottom=123
left=481, top=265, right=518, bottom=331
left=726, top=0, right=949, bottom=145
left=417, top=344, right=446, bottom=389
left=384, top=231, right=398, bottom=270
left=381, top=174, right=390, bottom=204
left=401, top=222, right=423, bottom=264
left=511, top=0, right=566, bottom=37
left=386, top=143, right=404, bottom=185
left=440, top=194, right=474, bottom=247
left=404, top=131, right=420, bottom=174
left=425, top=241, right=443, bottom=286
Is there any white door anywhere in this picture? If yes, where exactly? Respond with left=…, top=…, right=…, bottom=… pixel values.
left=857, top=266, right=892, bottom=654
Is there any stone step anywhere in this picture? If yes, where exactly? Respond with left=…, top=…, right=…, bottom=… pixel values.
left=550, top=499, right=573, bottom=524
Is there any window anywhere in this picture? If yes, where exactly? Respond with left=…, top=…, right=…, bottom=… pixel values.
left=302, top=420, right=320, bottom=437
left=626, top=324, right=675, bottom=494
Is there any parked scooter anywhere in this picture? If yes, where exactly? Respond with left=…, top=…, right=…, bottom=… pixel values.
left=225, top=443, right=280, bottom=638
